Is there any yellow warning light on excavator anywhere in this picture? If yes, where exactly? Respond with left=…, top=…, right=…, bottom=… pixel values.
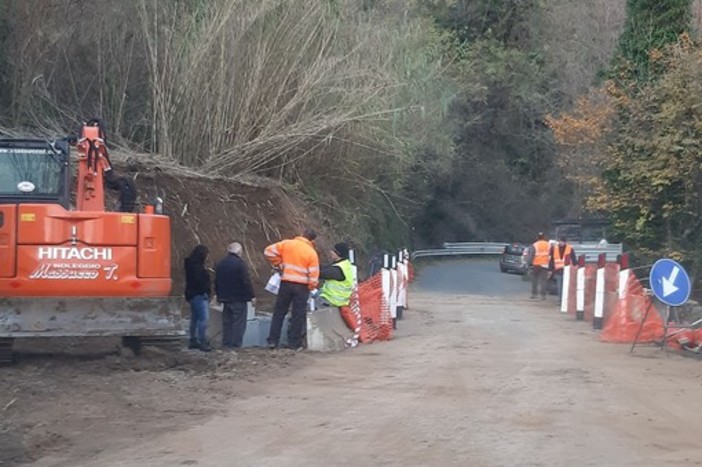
left=20, top=213, right=36, bottom=222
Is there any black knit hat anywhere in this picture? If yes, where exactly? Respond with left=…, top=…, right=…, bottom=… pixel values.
left=333, top=242, right=350, bottom=260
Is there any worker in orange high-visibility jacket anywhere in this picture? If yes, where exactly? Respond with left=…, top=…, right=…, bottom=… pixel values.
left=264, top=229, right=320, bottom=350
left=527, top=232, right=551, bottom=300
left=549, top=235, right=577, bottom=301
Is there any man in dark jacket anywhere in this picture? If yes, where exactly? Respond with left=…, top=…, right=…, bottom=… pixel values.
left=184, top=244, right=212, bottom=352
left=215, top=242, right=256, bottom=349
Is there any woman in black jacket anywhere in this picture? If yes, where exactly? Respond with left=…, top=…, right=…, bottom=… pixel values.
left=184, top=244, right=211, bottom=351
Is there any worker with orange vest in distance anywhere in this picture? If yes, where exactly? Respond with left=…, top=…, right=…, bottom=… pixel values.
left=264, top=229, right=320, bottom=350
left=528, top=232, right=551, bottom=300
left=549, top=235, right=577, bottom=301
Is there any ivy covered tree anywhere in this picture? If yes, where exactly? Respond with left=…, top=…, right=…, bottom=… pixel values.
left=612, top=0, right=692, bottom=82
left=598, top=37, right=702, bottom=271
left=600, top=0, right=696, bottom=267
left=548, top=0, right=702, bottom=278
left=423, top=0, right=539, bottom=46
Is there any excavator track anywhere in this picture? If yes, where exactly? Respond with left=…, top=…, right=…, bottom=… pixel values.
left=122, top=336, right=183, bottom=354
left=0, top=338, right=14, bottom=365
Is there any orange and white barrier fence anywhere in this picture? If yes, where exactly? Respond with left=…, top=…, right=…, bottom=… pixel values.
left=341, top=249, right=414, bottom=345
left=559, top=253, right=624, bottom=329
left=554, top=252, right=702, bottom=349
left=600, top=254, right=665, bottom=343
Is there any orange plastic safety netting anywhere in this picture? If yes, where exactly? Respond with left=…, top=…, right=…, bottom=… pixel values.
left=356, top=272, right=393, bottom=343
left=603, top=263, right=620, bottom=318
left=667, top=328, right=702, bottom=349
left=601, top=271, right=664, bottom=343
left=340, top=286, right=362, bottom=347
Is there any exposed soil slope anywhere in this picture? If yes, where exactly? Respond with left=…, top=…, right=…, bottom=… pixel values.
left=111, top=155, right=338, bottom=303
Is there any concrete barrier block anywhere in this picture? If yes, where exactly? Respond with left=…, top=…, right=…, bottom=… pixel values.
left=306, top=307, right=352, bottom=352
left=206, top=304, right=288, bottom=348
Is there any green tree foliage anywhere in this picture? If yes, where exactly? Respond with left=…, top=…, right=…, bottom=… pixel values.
left=411, top=0, right=574, bottom=244
left=598, top=37, right=702, bottom=275
left=0, top=0, right=11, bottom=109
left=549, top=2, right=702, bottom=277
left=598, top=0, right=698, bottom=271
left=613, top=0, right=692, bottom=82
left=424, top=0, right=538, bottom=46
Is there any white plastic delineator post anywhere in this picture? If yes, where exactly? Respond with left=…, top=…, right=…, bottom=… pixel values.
left=403, top=248, right=410, bottom=310
left=396, top=250, right=405, bottom=320
left=403, top=249, right=409, bottom=304
left=593, top=253, right=606, bottom=330
left=381, top=254, right=395, bottom=329
left=391, top=255, right=398, bottom=328
left=347, top=249, right=362, bottom=348
left=616, top=253, right=630, bottom=337
left=576, top=255, right=585, bottom=321
left=349, top=249, right=357, bottom=280
left=561, top=255, right=572, bottom=314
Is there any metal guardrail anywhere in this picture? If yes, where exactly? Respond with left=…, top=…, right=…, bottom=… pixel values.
left=412, top=241, right=624, bottom=262
left=413, top=242, right=507, bottom=260
left=441, top=242, right=507, bottom=252
left=571, top=243, right=623, bottom=262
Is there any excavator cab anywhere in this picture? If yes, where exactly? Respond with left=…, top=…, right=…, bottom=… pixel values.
left=0, top=124, right=183, bottom=363
left=0, top=139, right=71, bottom=209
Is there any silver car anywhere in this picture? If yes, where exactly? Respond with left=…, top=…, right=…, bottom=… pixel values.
left=499, top=243, right=528, bottom=274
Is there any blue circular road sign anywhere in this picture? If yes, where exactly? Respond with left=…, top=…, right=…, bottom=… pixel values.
left=649, top=259, right=691, bottom=307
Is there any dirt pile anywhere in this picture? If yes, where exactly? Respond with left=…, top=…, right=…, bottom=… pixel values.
left=111, top=155, right=339, bottom=305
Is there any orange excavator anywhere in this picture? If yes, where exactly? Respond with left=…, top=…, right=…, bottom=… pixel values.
left=0, top=120, right=183, bottom=363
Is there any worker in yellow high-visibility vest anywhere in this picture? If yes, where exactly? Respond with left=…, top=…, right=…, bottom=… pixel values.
left=318, top=243, right=354, bottom=308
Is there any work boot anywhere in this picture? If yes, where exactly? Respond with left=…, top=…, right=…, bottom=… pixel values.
left=529, top=295, right=537, bottom=300
left=267, top=342, right=277, bottom=350
left=199, top=342, right=212, bottom=352
left=188, top=340, right=199, bottom=350
left=541, top=295, right=547, bottom=300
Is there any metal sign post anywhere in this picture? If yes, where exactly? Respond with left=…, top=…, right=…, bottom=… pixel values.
left=633, top=259, right=692, bottom=354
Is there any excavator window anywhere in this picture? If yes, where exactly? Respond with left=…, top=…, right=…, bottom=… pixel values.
left=0, top=140, right=70, bottom=209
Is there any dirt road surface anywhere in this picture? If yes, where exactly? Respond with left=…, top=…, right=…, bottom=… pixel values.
left=4, top=259, right=702, bottom=466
